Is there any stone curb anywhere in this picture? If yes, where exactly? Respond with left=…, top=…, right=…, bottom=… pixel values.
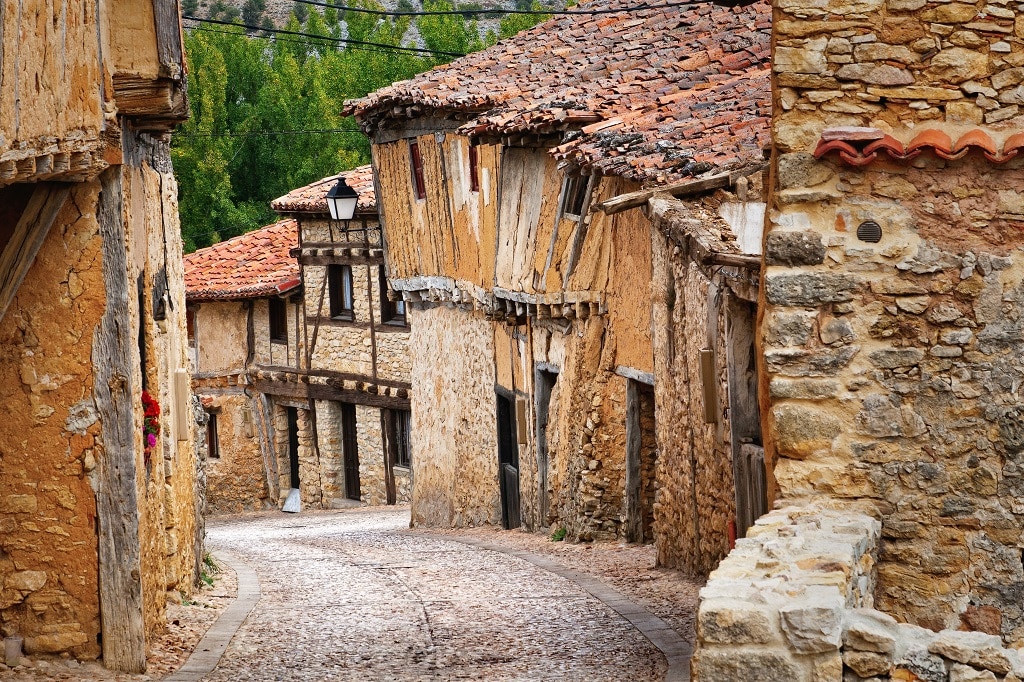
left=448, top=537, right=693, bottom=682
left=163, top=551, right=261, bottom=682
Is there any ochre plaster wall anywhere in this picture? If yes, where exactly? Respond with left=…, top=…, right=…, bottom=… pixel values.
left=409, top=305, right=500, bottom=527
left=194, top=301, right=248, bottom=375
left=0, top=182, right=105, bottom=658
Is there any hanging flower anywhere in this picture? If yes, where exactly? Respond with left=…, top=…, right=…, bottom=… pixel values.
left=142, top=390, right=161, bottom=467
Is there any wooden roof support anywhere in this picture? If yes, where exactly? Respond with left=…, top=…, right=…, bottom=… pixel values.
left=0, top=183, right=71, bottom=326
left=595, top=163, right=769, bottom=215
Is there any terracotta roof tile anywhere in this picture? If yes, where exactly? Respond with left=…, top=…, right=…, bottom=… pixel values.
left=346, top=0, right=770, bottom=185
left=270, top=165, right=377, bottom=215
left=815, top=127, right=1024, bottom=166
left=184, top=219, right=300, bottom=301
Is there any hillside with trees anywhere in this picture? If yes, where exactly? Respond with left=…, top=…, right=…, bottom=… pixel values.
left=173, top=0, right=553, bottom=251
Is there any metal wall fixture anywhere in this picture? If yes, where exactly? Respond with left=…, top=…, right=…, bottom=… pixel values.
left=857, top=220, right=882, bottom=243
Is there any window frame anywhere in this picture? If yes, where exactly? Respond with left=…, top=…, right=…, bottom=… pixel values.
left=392, top=409, right=412, bottom=469
left=328, top=264, right=355, bottom=321
left=206, top=412, right=220, bottom=459
left=468, top=144, right=480, bottom=193
left=409, top=140, right=427, bottom=201
left=558, top=172, right=591, bottom=221
left=379, top=266, right=406, bottom=326
left=269, top=297, right=288, bottom=344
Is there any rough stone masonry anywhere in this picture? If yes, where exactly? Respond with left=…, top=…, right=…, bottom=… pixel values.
left=766, top=0, right=1024, bottom=646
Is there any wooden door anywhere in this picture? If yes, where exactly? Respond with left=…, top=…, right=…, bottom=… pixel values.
left=341, top=403, right=360, bottom=501
left=534, top=369, right=558, bottom=527
left=497, top=393, right=521, bottom=530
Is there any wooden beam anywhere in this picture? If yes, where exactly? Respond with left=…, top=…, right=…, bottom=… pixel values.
left=596, top=163, right=769, bottom=215
left=703, top=252, right=762, bottom=270
left=93, top=169, right=147, bottom=673
left=0, top=184, right=71, bottom=325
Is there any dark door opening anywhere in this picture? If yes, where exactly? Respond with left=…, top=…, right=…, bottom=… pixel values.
left=534, top=369, right=558, bottom=528
left=341, top=403, right=361, bottom=501
left=497, top=392, right=521, bottom=530
left=625, top=380, right=657, bottom=544
left=727, top=298, right=766, bottom=537
left=287, top=407, right=300, bottom=490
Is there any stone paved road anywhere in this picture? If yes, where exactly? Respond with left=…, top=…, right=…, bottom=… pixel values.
left=204, top=508, right=668, bottom=681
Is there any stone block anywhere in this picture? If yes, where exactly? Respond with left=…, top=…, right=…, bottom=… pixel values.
left=23, top=631, right=89, bottom=654
left=836, top=63, right=915, bottom=85
left=698, top=600, right=778, bottom=645
left=780, top=595, right=844, bottom=653
left=867, top=348, right=923, bottom=369
left=778, top=152, right=835, bottom=190
left=774, top=404, right=842, bottom=459
left=691, top=648, right=806, bottom=682
left=5, top=571, right=47, bottom=593
left=765, top=310, right=817, bottom=346
left=766, top=231, right=827, bottom=266
left=844, top=649, right=893, bottom=676
left=870, top=279, right=928, bottom=296
left=948, top=663, right=997, bottom=681
left=928, top=630, right=1011, bottom=674
left=765, top=346, right=859, bottom=377
left=855, top=394, right=926, bottom=438
left=769, top=378, right=840, bottom=399
left=894, top=648, right=949, bottom=682
left=775, top=39, right=828, bottom=75
left=766, top=273, right=859, bottom=307
left=844, top=608, right=899, bottom=654
left=958, top=605, right=1001, bottom=635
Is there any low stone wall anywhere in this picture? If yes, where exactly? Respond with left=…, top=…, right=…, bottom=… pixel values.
left=694, top=503, right=1024, bottom=681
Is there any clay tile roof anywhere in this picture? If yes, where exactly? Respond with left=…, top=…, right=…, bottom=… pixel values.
left=345, top=0, right=771, bottom=185
left=184, top=219, right=300, bottom=301
left=815, top=127, right=1024, bottom=165
left=270, top=165, right=377, bottom=215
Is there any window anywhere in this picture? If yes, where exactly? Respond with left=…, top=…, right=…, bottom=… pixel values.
left=206, top=413, right=220, bottom=459
left=468, top=144, right=480, bottom=193
left=328, top=264, right=354, bottom=320
left=269, top=297, right=287, bottom=343
left=409, top=140, right=426, bottom=200
left=186, top=308, right=196, bottom=346
left=392, top=409, right=412, bottom=468
left=379, top=266, right=406, bottom=325
left=559, top=172, right=590, bottom=219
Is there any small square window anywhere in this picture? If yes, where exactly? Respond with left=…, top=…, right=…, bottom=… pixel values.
left=410, top=140, right=427, bottom=201
left=269, top=298, right=287, bottom=344
left=379, top=266, right=406, bottom=326
left=559, top=173, right=590, bottom=220
left=329, top=264, right=354, bottom=321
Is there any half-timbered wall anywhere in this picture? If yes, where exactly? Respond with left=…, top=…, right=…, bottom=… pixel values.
left=373, top=131, right=655, bottom=539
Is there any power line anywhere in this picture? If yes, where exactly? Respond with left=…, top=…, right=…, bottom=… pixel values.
left=187, top=24, right=415, bottom=57
left=182, top=15, right=467, bottom=56
left=180, top=127, right=365, bottom=138
left=293, top=0, right=694, bottom=17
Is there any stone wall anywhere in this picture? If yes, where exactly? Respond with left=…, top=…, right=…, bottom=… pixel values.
left=203, top=392, right=269, bottom=513
left=694, top=504, right=1024, bottom=682
left=271, top=402, right=317, bottom=508
left=409, top=305, right=501, bottom=527
left=770, top=0, right=1024, bottom=638
left=253, top=297, right=302, bottom=370
left=650, top=232, right=739, bottom=574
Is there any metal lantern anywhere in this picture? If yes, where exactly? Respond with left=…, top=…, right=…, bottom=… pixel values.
left=325, top=177, right=358, bottom=221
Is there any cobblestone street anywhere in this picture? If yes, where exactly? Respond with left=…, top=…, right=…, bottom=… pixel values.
left=196, top=508, right=683, bottom=681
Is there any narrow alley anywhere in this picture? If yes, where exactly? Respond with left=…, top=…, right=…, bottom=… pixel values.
left=177, top=508, right=692, bottom=681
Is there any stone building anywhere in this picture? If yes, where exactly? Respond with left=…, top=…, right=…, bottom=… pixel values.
left=0, top=0, right=199, bottom=671
left=693, top=0, right=1024, bottom=679
left=271, top=166, right=413, bottom=508
left=185, top=166, right=412, bottom=513
left=347, top=0, right=772, bottom=553
left=185, top=219, right=302, bottom=513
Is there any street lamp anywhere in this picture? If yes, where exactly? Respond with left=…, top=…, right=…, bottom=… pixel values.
left=325, top=177, right=358, bottom=222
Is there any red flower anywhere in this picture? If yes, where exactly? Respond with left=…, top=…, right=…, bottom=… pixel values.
left=142, top=391, right=161, bottom=418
